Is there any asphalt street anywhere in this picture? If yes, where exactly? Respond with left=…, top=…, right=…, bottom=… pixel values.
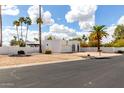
left=0, top=55, right=124, bottom=88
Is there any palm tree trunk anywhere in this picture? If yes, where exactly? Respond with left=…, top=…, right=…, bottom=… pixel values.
left=97, top=31, right=100, bottom=52
left=16, top=26, right=19, bottom=41
left=20, top=23, right=23, bottom=40
left=25, top=24, right=28, bottom=43
left=39, top=5, right=42, bottom=53
left=0, top=5, right=2, bottom=47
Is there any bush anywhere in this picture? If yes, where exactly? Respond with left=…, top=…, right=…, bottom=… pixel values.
left=19, top=40, right=26, bottom=47
left=45, top=50, right=52, bottom=54
left=113, top=39, right=124, bottom=47
left=102, top=42, right=113, bottom=47
left=88, top=40, right=98, bottom=47
left=117, top=50, right=124, bottom=53
left=80, top=42, right=89, bottom=47
left=18, top=50, right=25, bottom=55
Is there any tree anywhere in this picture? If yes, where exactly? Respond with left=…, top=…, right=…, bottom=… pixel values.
left=70, top=37, right=82, bottom=41
left=113, top=24, right=124, bottom=40
left=36, top=5, right=43, bottom=53
left=0, top=5, right=2, bottom=47
left=113, top=39, right=124, bottom=47
left=47, top=36, right=52, bottom=40
left=10, top=36, right=18, bottom=46
left=34, top=37, right=39, bottom=42
left=24, top=17, right=32, bottom=42
left=19, top=17, right=25, bottom=40
left=90, top=25, right=108, bottom=51
left=13, top=20, right=20, bottom=41
left=82, top=35, right=87, bottom=42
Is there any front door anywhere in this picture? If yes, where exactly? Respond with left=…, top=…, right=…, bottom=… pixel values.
left=77, top=44, right=79, bottom=52
left=72, top=44, right=75, bottom=52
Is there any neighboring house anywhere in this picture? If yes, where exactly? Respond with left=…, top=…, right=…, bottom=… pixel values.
left=27, top=39, right=80, bottom=53
left=26, top=41, right=39, bottom=47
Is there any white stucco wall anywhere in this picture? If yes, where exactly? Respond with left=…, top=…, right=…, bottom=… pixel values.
left=0, top=46, right=39, bottom=55
left=42, top=40, right=62, bottom=53
left=80, top=47, right=124, bottom=53
left=0, top=46, right=124, bottom=55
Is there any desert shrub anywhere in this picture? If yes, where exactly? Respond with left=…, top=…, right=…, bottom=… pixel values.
left=117, top=50, right=124, bottom=53
left=45, top=50, right=52, bottom=54
left=19, top=40, right=26, bottom=47
left=80, top=42, right=89, bottom=47
left=88, top=40, right=98, bottom=47
left=102, top=42, right=113, bottom=47
left=18, top=50, right=25, bottom=55
left=113, top=39, right=124, bottom=47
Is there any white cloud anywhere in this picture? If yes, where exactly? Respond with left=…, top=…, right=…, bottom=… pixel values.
left=2, top=24, right=91, bottom=46
left=43, top=11, right=55, bottom=25
left=102, top=15, right=124, bottom=43
left=44, top=23, right=91, bottom=40
left=65, top=5, right=97, bottom=31
left=102, top=25, right=116, bottom=43
left=2, top=5, right=19, bottom=16
left=48, top=23, right=78, bottom=39
left=2, top=26, right=39, bottom=46
left=27, top=5, right=43, bottom=24
left=27, top=5, right=54, bottom=25
left=117, top=16, right=124, bottom=25
left=50, top=24, right=75, bottom=33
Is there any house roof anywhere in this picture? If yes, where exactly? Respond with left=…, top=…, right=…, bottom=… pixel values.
left=26, top=41, right=39, bottom=45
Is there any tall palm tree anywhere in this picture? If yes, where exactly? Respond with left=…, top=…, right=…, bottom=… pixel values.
left=19, top=17, right=25, bottom=40
left=13, top=20, right=20, bottom=41
left=92, top=25, right=108, bottom=52
left=24, top=17, right=32, bottom=42
left=0, top=5, right=2, bottom=47
left=36, top=5, right=43, bottom=53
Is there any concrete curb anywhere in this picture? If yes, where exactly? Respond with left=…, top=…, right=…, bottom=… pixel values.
left=0, top=58, right=88, bottom=70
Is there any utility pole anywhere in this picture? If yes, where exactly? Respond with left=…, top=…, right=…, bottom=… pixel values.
left=0, top=5, right=2, bottom=47
left=39, top=5, right=42, bottom=53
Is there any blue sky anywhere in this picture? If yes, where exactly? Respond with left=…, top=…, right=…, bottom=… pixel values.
left=2, top=5, right=124, bottom=45
left=3, top=5, right=124, bottom=31
left=96, top=5, right=124, bottom=26
left=2, top=5, right=80, bottom=32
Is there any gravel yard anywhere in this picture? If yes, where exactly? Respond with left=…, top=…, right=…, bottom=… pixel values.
left=0, top=52, right=122, bottom=67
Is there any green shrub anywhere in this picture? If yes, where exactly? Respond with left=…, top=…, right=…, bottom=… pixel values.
left=80, top=42, right=89, bottom=47
left=88, top=40, right=98, bottom=47
left=117, top=50, right=124, bottom=53
left=113, top=39, right=124, bottom=47
left=102, top=42, right=113, bottom=47
left=45, top=50, right=52, bottom=54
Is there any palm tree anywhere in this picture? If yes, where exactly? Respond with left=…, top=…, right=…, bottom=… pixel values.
left=0, top=5, right=2, bottom=47
left=36, top=5, right=43, bottom=53
left=92, top=25, right=108, bottom=52
left=13, top=20, right=20, bottom=41
left=24, top=17, right=32, bottom=42
left=19, top=17, right=25, bottom=40
left=82, top=35, right=87, bottom=42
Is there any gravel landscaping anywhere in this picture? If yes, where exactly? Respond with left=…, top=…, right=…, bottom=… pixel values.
left=0, top=52, right=122, bottom=67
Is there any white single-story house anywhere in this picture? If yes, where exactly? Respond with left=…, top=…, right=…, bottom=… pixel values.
left=42, top=40, right=80, bottom=53
left=27, top=39, right=80, bottom=53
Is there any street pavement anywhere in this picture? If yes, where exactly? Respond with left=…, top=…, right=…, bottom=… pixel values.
left=0, top=55, right=124, bottom=88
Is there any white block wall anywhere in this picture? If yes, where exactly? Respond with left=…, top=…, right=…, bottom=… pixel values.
left=0, top=46, right=39, bottom=55
left=80, top=47, right=124, bottom=53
